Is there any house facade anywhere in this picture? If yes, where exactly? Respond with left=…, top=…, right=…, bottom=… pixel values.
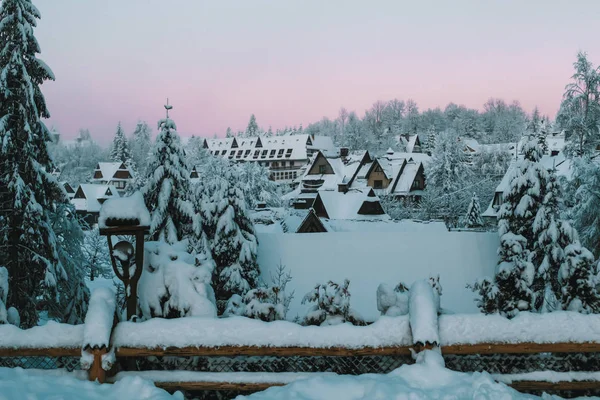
left=91, top=162, right=133, bottom=194
left=71, top=184, right=120, bottom=227
left=203, top=134, right=335, bottom=185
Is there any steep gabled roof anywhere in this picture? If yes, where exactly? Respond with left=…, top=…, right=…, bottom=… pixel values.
left=390, top=161, right=423, bottom=195
left=93, top=162, right=132, bottom=181
left=313, top=188, right=389, bottom=221
left=296, top=208, right=328, bottom=233
left=71, top=184, right=120, bottom=213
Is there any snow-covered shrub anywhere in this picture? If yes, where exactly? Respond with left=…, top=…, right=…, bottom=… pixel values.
left=301, top=279, right=365, bottom=326
left=464, top=192, right=483, bottom=228
left=559, top=244, right=600, bottom=313
left=137, top=241, right=216, bottom=320
left=224, top=264, right=294, bottom=322
left=378, top=276, right=442, bottom=317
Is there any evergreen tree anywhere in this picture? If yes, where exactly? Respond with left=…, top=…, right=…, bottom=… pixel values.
left=110, top=122, right=132, bottom=163
left=464, top=192, right=483, bottom=228
left=559, top=244, right=600, bottom=313
left=557, top=52, right=600, bottom=157
left=571, top=158, right=600, bottom=257
left=225, top=127, right=234, bottom=138
left=0, top=0, right=72, bottom=327
left=245, top=114, right=259, bottom=137
left=130, top=121, right=152, bottom=175
left=204, top=166, right=260, bottom=313
left=531, top=169, right=577, bottom=311
left=143, top=106, right=197, bottom=244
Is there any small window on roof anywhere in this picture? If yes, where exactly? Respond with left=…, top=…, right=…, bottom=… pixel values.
left=285, top=149, right=292, bottom=157
left=261, top=150, right=268, bottom=158
left=277, top=149, right=284, bottom=157
left=270, top=149, right=276, bottom=157
left=221, top=150, right=227, bottom=156
left=253, top=150, right=259, bottom=158
left=236, top=150, right=243, bottom=158
left=244, top=149, right=251, bottom=157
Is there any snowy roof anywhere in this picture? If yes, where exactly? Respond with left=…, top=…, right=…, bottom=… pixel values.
left=391, top=161, right=422, bottom=195
left=257, top=230, right=500, bottom=320
left=204, top=134, right=334, bottom=162
left=71, top=184, right=120, bottom=213
left=315, top=188, right=389, bottom=221
left=92, top=162, right=132, bottom=182
left=405, top=134, right=420, bottom=153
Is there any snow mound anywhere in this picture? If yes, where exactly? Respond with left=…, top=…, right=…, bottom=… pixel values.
left=0, top=367, right=181, bottom=400
left=83, top=287, right=116, bottom=350
left=98, top=192, right=150, bottom=229
left=0, top=321, right=83, bottom=349
left=439, top=312, right=600, bottom=345
left=112, top=315, right=411, bottom=349
left=236, top=350, right=542, bottom=400
left=409, top=280, right=439, bottom=345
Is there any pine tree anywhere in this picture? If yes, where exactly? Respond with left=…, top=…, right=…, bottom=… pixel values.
left=142, top=105, right=197, bottom=244
left=559, top=244, right=600, bottom=313
left=571, top=158, right=600, bottom=257
left=204, top=166, right=260, bottom=313
left=130, top=121, right=152, bottom=175
left=473, top=138, right=547, bottom=317
left=465, top=192, right=483, bottom=228
left=225, top=127, right=234, bottom=138
left=245, top=114, right=259, bottom=137
left=110, top=122, right=132, bottom=163
left=0, top=0, right=71, bottom=327
left=531, top=169, right=577, bottom=312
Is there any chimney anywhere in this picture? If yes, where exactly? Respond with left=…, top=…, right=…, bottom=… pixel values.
left=338, top=183, right=349, bottom=193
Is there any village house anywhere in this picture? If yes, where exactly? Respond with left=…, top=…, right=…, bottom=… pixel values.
left=202, top=134, right=335, bottom=185
left=70, top=184, right=120, bottom=227
left=90, top=162, right=134, bottom=194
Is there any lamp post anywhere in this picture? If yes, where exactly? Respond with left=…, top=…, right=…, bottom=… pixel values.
left=98, top=192, right=150, bottom=321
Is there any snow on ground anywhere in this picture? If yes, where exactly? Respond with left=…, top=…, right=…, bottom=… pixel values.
left=257, top=230, right=499, bottom=320
left=112, top=371, right=338, bottom=385
left=0, top=367, right=181, bottom=400
left=0, top=321, right=83, bottom=349
left=494, top=370, right=600, bottom=384
left=112, top=316, right=411, bottom=349
left=236, top=350, right=551, bottom=400
left=439, top=312, right=600, bottom=345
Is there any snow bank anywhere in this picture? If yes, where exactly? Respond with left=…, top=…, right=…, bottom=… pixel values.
left=83, top=288, right=116, bottom=350
left=256, top=231, right=499, bottom=320
left=409, top=280, right=439, bottom=345
left=0, top=367, right=181, bottom=400
left=494, top=370, right=600, bottom=384
left=439, top=312, right=600, bottom=345
left=237, top=350, right=540, bottom=400
left=112, top=371, right=336, bottom=385
left=112, top=316, right=411, bottom=349
left=0, top=321, right=83, bottom=349
left=98, top=192, right=150, bottom=229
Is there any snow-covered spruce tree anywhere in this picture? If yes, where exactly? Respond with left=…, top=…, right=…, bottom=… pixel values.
left=556, top=52, right=600, bottom=157
left=237, top=162, right=282, bottom=209
left=142, top=111, right=198, bottom=244
left=0, top=0, right=71, bottom=327
left=301, top=279, right=365, bottom=326
left=571, top=158, right=600, bottom=257
left=206, top=166, right=260, bottom=313
left=81, top=227, right=112, bottom=281
left=130, top=121, right=152, bottom=176
left=472, top=139, right=547, bottom=317
left=531, top=169, right=577, bottom=312
left=245, top=114, right=259, bottom=137
left=559, top=244, right=600, bottom=313
left=110, top=122, right=132, bottom=163
left=464, top=192, right=483, bottom=228
left=48, top=202, right=89, bottom=324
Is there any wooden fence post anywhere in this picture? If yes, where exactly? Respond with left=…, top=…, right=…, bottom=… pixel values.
left=88, top=348, right=108, bottom=383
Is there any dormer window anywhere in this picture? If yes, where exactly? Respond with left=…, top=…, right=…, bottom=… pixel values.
left=277, top=149, right=284, bottom=158
left=253, top=150, right=260, bottom=158
left=285, top=149, right=293, bottom=158
left=261, top=150, right=268, bottom=158
left=269, top=149, right=276, bottom=158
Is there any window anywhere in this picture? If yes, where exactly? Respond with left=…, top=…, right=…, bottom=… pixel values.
left=269, top=149, right=276, bottom=158
left=293, top=172, right=297, bottom=179
left=374, top=180, right=383, bottom=189
left=236, top=150, right=243, bottom=158
left=285, top=149, right=293, bottom=158
left=289, top=161, right=294, bottom=166
left=277, top=149, right=284, bottom=158
left=265, top=162, right=270, bottom=167
left=273, top=162, right=278, bottom=167
left=244, top=150, right=251, bottom=157
left=221, top=150, right=227, bottom=156
left=411, top=179, right=422, bottom=190
left=318, top=165, right=326, bottom=174
left=261, top=150, right=268, bottom=158
left=253, top=150, right=260, bottom=158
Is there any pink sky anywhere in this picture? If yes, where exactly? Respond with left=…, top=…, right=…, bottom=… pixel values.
left=34, top=0, right=600, bottom=144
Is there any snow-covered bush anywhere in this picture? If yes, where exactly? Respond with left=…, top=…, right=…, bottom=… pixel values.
left=224, top=264, right=294, bottom=322
left=301, top=279, right=365, bottom=326
left=378, top=276, right=442, bottom=317
left=559, top=244, right=600, bottom=313
left=0, top=267, right=19, bottom=326
left=137, top=241, right=216, bottom=320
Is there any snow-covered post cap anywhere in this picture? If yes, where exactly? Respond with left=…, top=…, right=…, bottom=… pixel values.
left=98, top=192, right=150, bottom=229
